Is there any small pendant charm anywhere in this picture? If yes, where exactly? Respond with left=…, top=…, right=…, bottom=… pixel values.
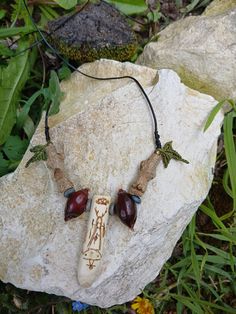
left=115, top=189, right=137, bottom=229
left=64, top=188, right=89, bottom=221
left=77, top=195, right=111, bottom=287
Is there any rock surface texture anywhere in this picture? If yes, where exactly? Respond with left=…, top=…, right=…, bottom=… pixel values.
left=0, top=60, right=223, bottom=307
left=137, top=6, right=236, bottom=101
left=203, top=0, right=236, bottom=16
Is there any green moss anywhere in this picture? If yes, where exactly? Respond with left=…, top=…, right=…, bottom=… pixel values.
left=203, top=0, right=236, bottom=16
left=177, top=66, right=223, bottom=100
left=46, top=1, right=138, bottom=63
left=49, top=36, right=138, bottom=63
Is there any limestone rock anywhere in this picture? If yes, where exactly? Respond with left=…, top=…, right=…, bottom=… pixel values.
left=0, top=60, right=223, bottom=307
left=47, top=1, right=137, bottom=63
left=137, top=7, right=236, bottom=101
left=203, top=0, right=236, bottom=16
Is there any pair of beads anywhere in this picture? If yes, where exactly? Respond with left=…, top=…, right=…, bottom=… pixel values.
left=64, top=188, right=141, bottom=229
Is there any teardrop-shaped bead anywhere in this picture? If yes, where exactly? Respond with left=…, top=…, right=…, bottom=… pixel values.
left=65, top=188, right=89, bottom=221
left=115, top=189, right=137, bottom=229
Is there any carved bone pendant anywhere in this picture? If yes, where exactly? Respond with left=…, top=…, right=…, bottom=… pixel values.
left=77, top=195, right=111, bottom=287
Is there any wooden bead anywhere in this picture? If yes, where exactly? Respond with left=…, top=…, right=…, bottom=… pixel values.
left=46, top=143, right=73, bottom=193
left=115, top=189, right=137, bottom=229
left=129, top=150, right=161, bottom=197
left=64, top=188, right=89, bottom=221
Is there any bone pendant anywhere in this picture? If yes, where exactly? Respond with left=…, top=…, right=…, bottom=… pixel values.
left=77, top=195, right=111, bottom=287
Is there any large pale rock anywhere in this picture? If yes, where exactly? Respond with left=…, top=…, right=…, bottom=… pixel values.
left=0, top=60, right=223, bottom=307
left=137, top=7, right=236, bottom=101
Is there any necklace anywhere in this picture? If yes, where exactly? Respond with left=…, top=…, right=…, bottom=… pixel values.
left=26, top=83, right=188, bottom=287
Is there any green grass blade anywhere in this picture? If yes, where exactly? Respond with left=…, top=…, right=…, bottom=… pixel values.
left=198, top=232, right=236, bottom=243
left=170, top=294, right=236, bottom=313
left=222, top=168, right=233, bottom=198
left=183, top=0, right=201, bottom=13
left=188, top=217, right=201, bottom=289
left=224, top=111, right=236, bottom=209
left=204, top=264, right=233, bottom=280
left=204, top=100, right=226, bottom=132
left=203, top=243, right=236, bottom=264
left=170, top=256, right=191, bottom=269
left=0, top=26, right=34, bottom=38
left=170, top=293, right=204, bottom=314
left=200, top=204, right=228, bottom=231
left=199, top=254, right=230, bottom=265
left=198, top=277, right=224, bottom=303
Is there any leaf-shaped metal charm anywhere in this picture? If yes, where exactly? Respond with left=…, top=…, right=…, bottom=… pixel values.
left=25, top=144, right=48, bottom=168
left=157, top=141, right=189, bottom=168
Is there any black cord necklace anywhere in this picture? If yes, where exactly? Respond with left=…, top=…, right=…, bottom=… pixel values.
left=19, top=0, right=189, bottom=286
left=23, top=0, right=188, bottom=229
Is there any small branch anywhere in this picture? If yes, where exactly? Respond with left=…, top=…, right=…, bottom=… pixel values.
left=129, top=151, right=161, bottom=197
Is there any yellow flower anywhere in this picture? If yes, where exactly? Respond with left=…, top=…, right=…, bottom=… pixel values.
left=131, top=296, right=154, bottom=314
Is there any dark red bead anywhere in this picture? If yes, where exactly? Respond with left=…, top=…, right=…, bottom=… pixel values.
left=64, top=188, right=89, bottom=221
left=115, top=189, right=137, bottom=229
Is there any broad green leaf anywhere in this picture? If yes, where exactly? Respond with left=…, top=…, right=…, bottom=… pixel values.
left=0, top=40, right=32, bottom=145
left=23, top=115, right=35, bottom=139
left=0, top=26, right=34, bottom=38
left=3, top=135, right=29, bottom=161
left=0, top=152, right=10, bottom=177
left=0, top=10, right=6, bottom=20
left=0, top=43, right=14, bottom=57
left=48, top=70, right=63, bottom=116
left=58, top=65, right=71, bottom=80
left=105, top=0, right=148, bottom=15
left=39, top=4, right=59, bottom=21
left=54, top=0, right=77, bottom=9
left=16, top=89, right=43, bottom=129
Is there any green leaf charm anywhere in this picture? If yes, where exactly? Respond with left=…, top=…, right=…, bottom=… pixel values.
left=157, top=141, right=189, bottom=168
left=25, top=144, right=48, bottom=168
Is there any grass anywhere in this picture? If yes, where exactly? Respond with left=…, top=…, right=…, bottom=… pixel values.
left=1, top=0, right=236, bottom=313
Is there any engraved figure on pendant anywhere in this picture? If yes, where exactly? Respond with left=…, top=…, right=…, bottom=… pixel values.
left=82, top=197, right=109, bottom=270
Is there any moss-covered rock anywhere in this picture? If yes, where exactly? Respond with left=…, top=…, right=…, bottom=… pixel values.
left=46, top=1, right=137, bottom=63
left=203, top=0, right=236, bottom=16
